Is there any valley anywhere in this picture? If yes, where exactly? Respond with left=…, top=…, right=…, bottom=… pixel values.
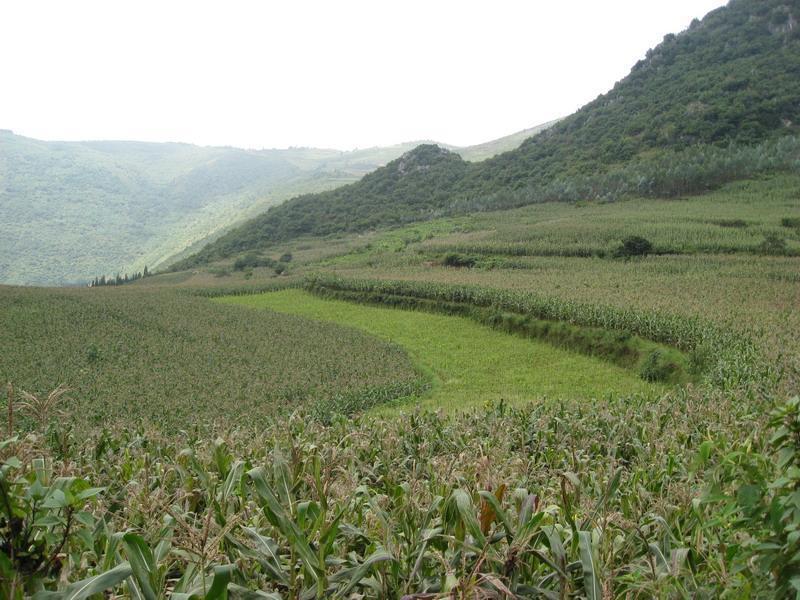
left=3, top=0, right=800, bottom=597
left=0, top=125, right=553, bottom=286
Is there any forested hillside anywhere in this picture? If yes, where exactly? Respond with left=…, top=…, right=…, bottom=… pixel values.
left=461, top=0, right=800, bottom=196
left=0, top=133, right=413, bottom=285
left=177, top=0, right=800, bottom=269
left=0, top=127, right=547, bottom=285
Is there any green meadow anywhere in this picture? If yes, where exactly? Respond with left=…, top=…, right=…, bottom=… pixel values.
left=219, top=289, right=658, bottom=413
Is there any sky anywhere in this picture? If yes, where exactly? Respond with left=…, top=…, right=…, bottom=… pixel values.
left=1, top=0, right=727, bottom=151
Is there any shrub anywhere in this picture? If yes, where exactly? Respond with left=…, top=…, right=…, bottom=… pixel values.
left=756, top=233, right=788, bottom=256
left=442, top=253, right=477, bottom=268
left=638, top=349, right=680, bottom=382
left=233, top=253, right=276, bottom=271
left=712, top=218, right=748, bottom=228
left=781, top=217, right=800, bottom=228
left=613, top=236, right=654, bottom=258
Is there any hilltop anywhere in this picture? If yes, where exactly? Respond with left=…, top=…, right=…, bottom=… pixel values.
left=176, top=0, right=800, bottom=269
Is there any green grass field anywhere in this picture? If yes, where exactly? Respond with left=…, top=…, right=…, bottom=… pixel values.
left=332, top=253, right=800, bottom=388
left=219, top=289, right=658, bottom=413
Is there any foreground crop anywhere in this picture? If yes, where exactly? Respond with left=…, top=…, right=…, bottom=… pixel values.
left=2, top=389, right=796, bottom=597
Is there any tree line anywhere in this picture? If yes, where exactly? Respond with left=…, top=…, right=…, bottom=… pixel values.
left=90, top=266, right=150, bottom=287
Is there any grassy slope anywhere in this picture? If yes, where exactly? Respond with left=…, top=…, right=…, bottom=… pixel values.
left=220, top=289, right=656, bottom=413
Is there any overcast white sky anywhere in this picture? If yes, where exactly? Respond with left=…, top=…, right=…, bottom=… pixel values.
left=1, top=0, right=727, bottom=150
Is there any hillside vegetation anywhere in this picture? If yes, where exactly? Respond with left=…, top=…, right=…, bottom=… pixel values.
left=0, top=126, right=548, bottom=286
left=177, top=0, right=800, bottom=269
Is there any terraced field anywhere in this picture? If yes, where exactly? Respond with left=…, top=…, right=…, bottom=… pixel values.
left=219, top=289, right=658, bottom=413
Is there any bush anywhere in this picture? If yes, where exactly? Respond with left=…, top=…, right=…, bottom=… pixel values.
left=233, top=253, right=276, bottom=271
left=613, top=236, right=654, bottom=259
left=781, top=217, right=800, bottom=228
left=712, top=218, right=748, bottom=228
left=638, top=349, right=680, bottom=382
left=442, top=253, right=477, bottom=268
left=756, top=233, right=788, bottom=256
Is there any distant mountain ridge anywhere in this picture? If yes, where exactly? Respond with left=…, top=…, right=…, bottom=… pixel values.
left=176, top=0, right=800, bottom=270
left=0, top=124, right=552, bottom=285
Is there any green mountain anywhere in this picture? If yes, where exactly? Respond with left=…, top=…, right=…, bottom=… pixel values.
left=177, top=0, right=800, bottom=269
left=0, top=125, right=551, bottom=285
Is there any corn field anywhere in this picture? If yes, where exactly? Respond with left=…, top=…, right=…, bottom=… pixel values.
left=3, top=385, right=798, bottom=598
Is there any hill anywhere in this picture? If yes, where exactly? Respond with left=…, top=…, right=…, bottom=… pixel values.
left=0, top=125, right=549, bottom=286
left=453, top=119, right=561, bottom=162
left=176, top=0, right=800, bottom=269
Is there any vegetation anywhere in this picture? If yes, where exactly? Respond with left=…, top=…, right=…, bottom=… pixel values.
left=416, top=176, right=800, bottom=259
left=2, top=170, right=798, bottom=594
left=90, top=266, right=150, bottom=287
left=297, top=280, right=694, bottom=385
left=220, top=289, right=657, bottom=413
left=0, top=132, right=348, bottom=285
left=462, top=0, right=800, bottom=195
left=2, top=387, right=796, bottom=597
left=452, top=119, right=560, bottom=162
left=3, top=1, right=800, bottom=595
left=172, top=145, right=472, bottom=268
left=176, top=0, right=800, bottom=268
left=0, top=125, right=543, bottom=286
left=0, top=286, right=424, bottom=431
left=783, top=216, right=800, bottom=228
left=612, top=236, right=653, bottom=259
